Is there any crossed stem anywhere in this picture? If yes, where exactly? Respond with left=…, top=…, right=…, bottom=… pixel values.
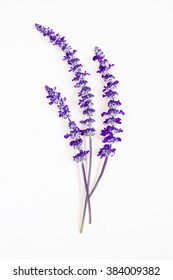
left=80, top=155, right=108, bottom=233
left=81, top=162, right=92, bottom=224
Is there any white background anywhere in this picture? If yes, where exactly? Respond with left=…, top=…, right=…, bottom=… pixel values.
left=0, top=0, right=173, bottom=260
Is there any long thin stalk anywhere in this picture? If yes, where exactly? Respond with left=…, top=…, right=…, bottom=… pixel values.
left=80, top=136, right=92, bottom=233
left=80, top=156, right=108, bottom=233
left=87, top=136, right=92, bottom=188
left=81, top=162, right=92, bottom=224
left=90, top=156, right=108, bottom=197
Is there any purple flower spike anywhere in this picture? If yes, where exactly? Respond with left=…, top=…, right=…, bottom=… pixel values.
left=45, top=85, right=89, bottom=162
left=45, top=85, right=70, bottom=119
left=35, top=23, right=95, bottom=136
left=93, top=47, right=124, bottom=158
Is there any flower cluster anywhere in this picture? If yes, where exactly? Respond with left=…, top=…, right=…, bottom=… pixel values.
left=93, top=47, right=124, bottom=158
left=45, top=85, right=89, bottom=162
left=35, top=23, right=95, bottom=137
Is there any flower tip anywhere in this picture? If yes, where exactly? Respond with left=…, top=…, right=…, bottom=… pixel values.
left=94, top=46, right=99, bottom=52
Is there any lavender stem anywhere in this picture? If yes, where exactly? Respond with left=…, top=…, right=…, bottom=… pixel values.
left=80, top=156, right=108, bottom=233
left=90, top=156, right=108, bottom=196
left=80, top=136, right=92, bottom=233
left=81, top=162, right=92, bottom=224
left=88, top=136, right=92, bottom=188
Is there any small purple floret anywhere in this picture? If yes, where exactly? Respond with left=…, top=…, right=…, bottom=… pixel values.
left=97, top=144, right=116, bottom=158
left=108, top=100, right=121, bottom=107
left=73, top=150, right=89, bottom=162
left=80, top=118, right=95, bottom=125
left=81, top=127, right=96, bottom=136
left=70, top=138, right=82, bottom=149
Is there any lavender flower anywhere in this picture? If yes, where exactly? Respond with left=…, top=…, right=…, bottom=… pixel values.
left=35, top=23, right=96, bottom=137
left=35, top=25, right=125, bottom=232
left=45, top=85, right=89, bottom=162
left=93, top=47, right=124, bottom=158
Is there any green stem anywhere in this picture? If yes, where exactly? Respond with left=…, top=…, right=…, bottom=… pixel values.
left=80, top=156, right=108, bottom=233
left=80, top=199, right=87, bottom=233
